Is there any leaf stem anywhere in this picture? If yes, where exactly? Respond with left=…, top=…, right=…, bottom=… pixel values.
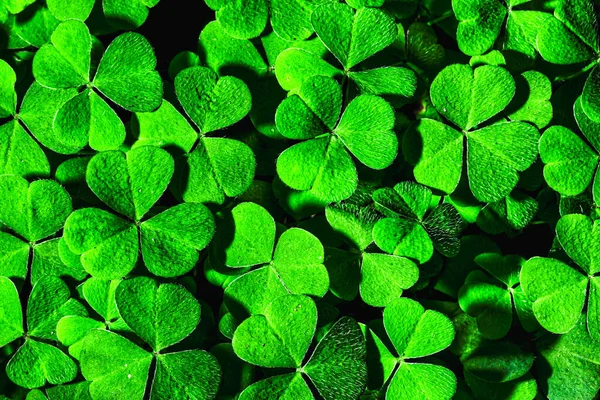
left=428, top=11, right=453, bottom=26
left=554, top=60, right=597, bottom=83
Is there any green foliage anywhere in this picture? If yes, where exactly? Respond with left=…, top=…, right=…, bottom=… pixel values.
left=0, top=0, right=598, bottom=399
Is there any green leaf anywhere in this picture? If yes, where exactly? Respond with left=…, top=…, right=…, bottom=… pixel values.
left=325, top=202, right=378, bottom=251
left=212, top=202, right=275, bottom=268
left=232, top=294, right=317, bottom=368
left=103, top=0, right=159, bottom=30
left=31, top=238, right=87, bottom=284
left=63, top=208, right=138, bottom=279
left=582, top=65, right=600, bottom=122
left=466, top=121, right=539, bottom=202
left=0, top=59, right=16, bottom=118
left=213, top=0, right=268, bottom=39
left=56, top=316, right=104, bottom=358
left=198, top=21, right=268, bottom=78
left=453, top=0, right=506, bottom=56
left=335, top=95, right=397, bottom=170
left=348, top=67, right=417, bottom=102
left=152, top=351, right=222, bottom=399
left=384, top=297, right=455, bottom=359
left=537, top=318, right=600, bottom=400
left=507, top=71, right=553, bottom=129
left=277, top=136, right=358, bottom=203
left=93, top=32, right=162, bottom=112
left=505, top=11, right=554, bottom=59
left=18, top=82, right=80, bottom=155
left=463, top=341, right=534, bottom=383
left=133, top=100, right=198, bottom=153
left=0, top=276, right=23, bottom=347
left=554, top=0, right=599, bottom=52
left=53, top=89, right=126, bottom=153
left=239, top=373, right=312, bottom=400
left=540, top=125, right=598, bottom=196
left=80, top=330, right=153, bottom=400
left=82, top=277, right=120, bottom=322
left=0, top=231, right=29, bottom=280
left=311, top=3, right=397, bottom=69
left=27, top=276, right=87, bottom=340
left=520, top=257, right=587, bottom=334
left=140, top=202, right=215, bottom=277
left=86, top=146, right=174, bottom=221
left=304, top=317, right=368, bottom=400
left=7, top=339, right=78, bottom=389
left=0, top=120, right=50, bottom=179
left=387, top=362, right=457, bottom=400
left=47, top=0, right=94, bottom=21
left=180, top=138, right=256, bottom=205
left=430, top=64, right=515, bottom=131
left=0, top=175, right=72, bottom=242
left=459, top=271, right=513, bottom=340
left=276, top=75, right=342, bottom=139
left=536, top=17, right=594, bottom=64
left=404, top=119, right=463, bottom=195
left=274, top=48, right=341, bottom=92
left=373, top=217, right=434, bottom=264
left=175, top=66, right=252, bottom=134
left=32, top=19, right=91, bottom=89
left=464, top=371, right=537, bottom=400
left=556, top=213, right=600, bottom=274
left=115, top=276, right=200, bottom=352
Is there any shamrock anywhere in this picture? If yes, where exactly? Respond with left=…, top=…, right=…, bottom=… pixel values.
left=32, top=19, right=162, bottom=153
left=453, top=0, right=554, bottom=59
left=0, top=175, right=87, bottom=283
left=275, top=2, right=417, bottom=100
left=63, top=145, right=215, bottom=279
left=275, top=75, right=397, bottom=202
left=372, top=181, right=465, bottom=264
left=521, top=213, right=600, bottom=339
left=210, top=202, right=329, bottom=318
left=232, top=294, right=367, bottom=400
left=370, top=297, right=456, bottom=399
left=476, top=190, right=539, bottom=235
left=323, top=197, right=419, bottom=307
left=47, top=0, right=160, bottom=30
left=458, top=253, right=538, bottom=339
left=404, top=63, right=539, bottom=202
left=537, top=318, right=600, bottom=399
left=0, top=276, right=87, bottom=389
left=134, top=65, right=256, bottom=205
left=535, top=0, right=600, bottom=121
left=461, top=340, right=536, bottom=399
left=205, top=0, right=331, bottom=41
left=79, top=276, right=221, bottom=399
left=540, top=97, right=600, bottom=203
left=0, top=60, right=80, bottom=177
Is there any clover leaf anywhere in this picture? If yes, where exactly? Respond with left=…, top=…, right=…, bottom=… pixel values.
left=2, top=276, right=86, bottom=389
left=0, top=175, right=85, bottom=283
left=372, top=181, right=465, bottom=263
left=212, top=202, right=329, bottom=318
left=521, top=213, right=600, bottom=338
left=536, top=0, right=600, bottom=121
left=0, top=60, right=85, bottom=176
left=134, top=66, right=255, bottom=205
left=381, top=297, right=456, bottom=399
left=31, top=20, right=162, bottom=153
left=276, top=75, right=396, bottom=202
left=207, top=0, right=328, bottom=41
left=540, top=97, right=600, bottom=203
left=78, top=276, right=221, bottom=400
left=233, top=294, right=367, bottom=400
left=459, top=253, right=538, bottom=339
left=404, top=63, right=539, bottom=202
left=47, top=0, right=160, bottom=30
left=537, top=317, right=600, bottom=399
left=274, top=2, right=416, bottom=100
left=324, top=199, right=419, bottom=307
left=63, top=146, right=215, bottom=279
